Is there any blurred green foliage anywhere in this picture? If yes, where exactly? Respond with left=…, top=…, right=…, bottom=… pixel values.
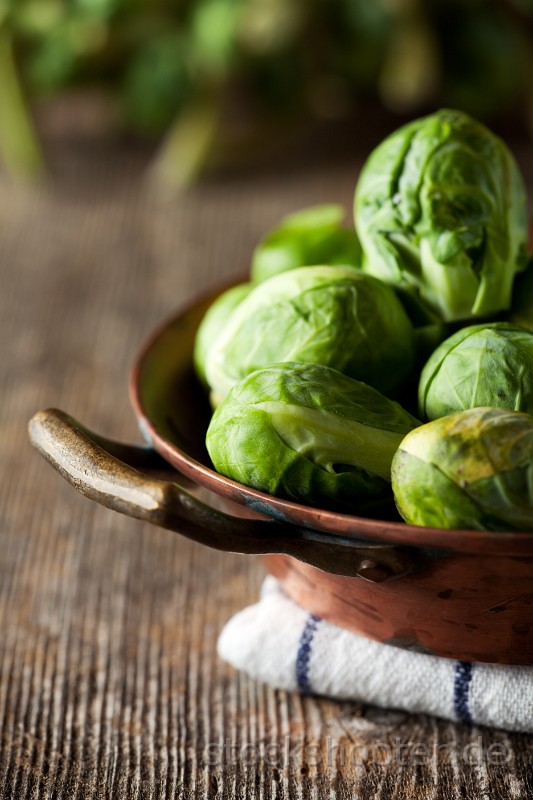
left=0, top=0, right=532, bottom=184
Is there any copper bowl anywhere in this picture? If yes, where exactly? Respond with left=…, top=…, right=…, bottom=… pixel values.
left=28, top=284, right=533, bottom=665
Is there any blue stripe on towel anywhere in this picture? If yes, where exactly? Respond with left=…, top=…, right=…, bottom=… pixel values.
left=454, top=661, right=474, bottom=725
left=295, top=614, right=321, bottom=693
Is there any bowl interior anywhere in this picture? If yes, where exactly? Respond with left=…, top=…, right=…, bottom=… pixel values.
left=132, top=291, right=215, bottom=468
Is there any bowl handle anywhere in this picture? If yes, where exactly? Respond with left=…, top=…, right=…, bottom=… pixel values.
left=28, top=408, right=417, bottom=582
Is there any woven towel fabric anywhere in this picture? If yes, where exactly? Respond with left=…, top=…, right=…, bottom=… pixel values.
left=218, top=578, right=533, bottom=734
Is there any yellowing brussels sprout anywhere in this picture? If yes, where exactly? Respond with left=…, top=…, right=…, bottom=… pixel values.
left=193, top=282, right=252, bottom=386
left=207, top=362, right=420, bottom=511
left=418, top=322, right=533, bottom=421
left=204, top=265, right=415, bottom=404
left=355, top=108, right=529, bottom=323
left=251, top=204, right=361, bottom=284
left=392, top=407, right=533, bottom=531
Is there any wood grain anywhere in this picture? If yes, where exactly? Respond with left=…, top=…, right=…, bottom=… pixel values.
left=1, top=147, right=533, bottom=798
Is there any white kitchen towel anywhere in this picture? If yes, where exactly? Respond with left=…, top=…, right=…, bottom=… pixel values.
left=218, top=577, right=533, bottom=733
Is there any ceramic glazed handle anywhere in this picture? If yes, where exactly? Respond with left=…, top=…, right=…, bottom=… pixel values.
left=28, top=408, right=417, bottom=581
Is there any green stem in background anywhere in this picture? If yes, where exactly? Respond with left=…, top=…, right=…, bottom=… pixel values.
left=0, top=26, right=45, bottom=182
left=148, top=88, right=302, bottom=192
left=148, top=93, right=220, bottom=191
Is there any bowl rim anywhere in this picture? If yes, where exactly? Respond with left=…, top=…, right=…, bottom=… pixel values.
left=129, top=280, right=533, bottom=557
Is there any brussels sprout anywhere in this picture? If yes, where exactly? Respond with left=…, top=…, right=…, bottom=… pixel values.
left=355, top=108, right=529, bottom=323
left=392, top=407, right=533, bottom=531
left=207, top=362, right=420, bottom=511
left=193, top=282, right=252, bottom=386
left=205, top=265, right=415, bottom=404
left=251, top=204, right=361, bottom=284
left=418, top=322, right=533, bottom=421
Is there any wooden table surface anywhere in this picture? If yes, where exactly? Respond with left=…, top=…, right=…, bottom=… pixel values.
left=2, top=139, right=533, bottom=799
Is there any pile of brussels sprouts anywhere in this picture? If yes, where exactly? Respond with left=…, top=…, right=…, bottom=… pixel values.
left=194, top=108, right=533, bottom=532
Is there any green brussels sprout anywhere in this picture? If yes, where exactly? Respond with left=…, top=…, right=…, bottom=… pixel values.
left=355, top=108, right=529, bottom=323
left=193, top=282, right=252, bottom=386
left=251, top=204, right=361, bottom=284
left=418, top=322, right=533, bottom=421
left=392, top=407, right=533, bottom=531
left=205, top=265, right=415, bottom=404
left=207, top=362, right=420, bottom=511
